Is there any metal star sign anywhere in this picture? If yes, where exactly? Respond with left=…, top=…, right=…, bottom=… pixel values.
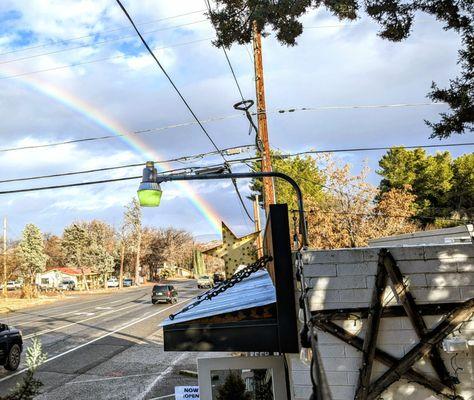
left=203, top=222, right=260, bottom=278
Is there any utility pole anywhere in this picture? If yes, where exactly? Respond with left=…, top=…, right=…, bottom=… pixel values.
left=253, top=195, right=263, bottom=258
left=3, top=217, right=7, bottom=297
left=252, top=21, right=275, bottom=216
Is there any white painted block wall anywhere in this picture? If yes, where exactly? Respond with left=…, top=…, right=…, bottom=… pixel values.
left=290, top=244, right=474, bottom=400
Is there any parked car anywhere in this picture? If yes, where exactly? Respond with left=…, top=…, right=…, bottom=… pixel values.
left=0, top=281, right=22, bottom=291
left=151, top=284, right=178, bottom=304
left=122, top=278, right=133, bottom=287
left=213, top=272, right=224, bottom=285
left=107, top=277, right=119, bottom=288
left=0, top=323, right=23, bottom=371
left=197, top=275, right=214, bottom=289
left=59, top=279, right=75, bottom=291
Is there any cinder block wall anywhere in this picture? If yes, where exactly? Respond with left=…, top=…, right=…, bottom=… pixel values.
left=289, top=244, right=474, bottom=400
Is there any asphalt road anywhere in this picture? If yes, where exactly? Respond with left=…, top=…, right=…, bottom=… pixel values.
left=0, top=280, right=206, bottom=400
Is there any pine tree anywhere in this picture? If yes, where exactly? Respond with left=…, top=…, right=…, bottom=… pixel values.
left=216, top=371, right=252, bottom=400
left=62, top=224, right=92, bottom=290
left=17, top=224, right=47, bottom=297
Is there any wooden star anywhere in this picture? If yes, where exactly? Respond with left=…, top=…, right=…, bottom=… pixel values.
left=203, top=222, right=259, bottom=278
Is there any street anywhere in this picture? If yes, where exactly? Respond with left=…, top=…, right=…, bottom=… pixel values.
left=0, top=280, right=204, bottom=400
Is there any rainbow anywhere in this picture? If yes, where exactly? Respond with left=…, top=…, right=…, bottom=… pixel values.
left=1, top=68, right=223, bottom=233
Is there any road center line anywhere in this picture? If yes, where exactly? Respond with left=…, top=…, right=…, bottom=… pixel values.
left=0, top=299, right=189, bottom=384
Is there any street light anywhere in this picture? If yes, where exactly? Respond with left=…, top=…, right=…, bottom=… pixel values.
left=137, top=161, right=309, bottom=247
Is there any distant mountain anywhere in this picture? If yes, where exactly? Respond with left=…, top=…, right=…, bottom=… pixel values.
left=193, top=233, right=221, bottom=243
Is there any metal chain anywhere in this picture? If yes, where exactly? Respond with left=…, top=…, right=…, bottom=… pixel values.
left=169, top=255, right=273, bottom=320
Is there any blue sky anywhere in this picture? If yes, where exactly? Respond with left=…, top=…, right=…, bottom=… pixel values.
left=0, top=0, right=471, bottom=241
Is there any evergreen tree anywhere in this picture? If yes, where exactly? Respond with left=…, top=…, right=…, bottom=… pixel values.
left=216, top=372, right=252, bottom=400
left=62, top=224, right=92, bottom=290
left=208, top=0, right=473, bottom=138
left=17, top=224, right=47, bottom=293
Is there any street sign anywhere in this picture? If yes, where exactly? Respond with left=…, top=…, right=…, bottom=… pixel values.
left=174, top=386, right=199, bottom=399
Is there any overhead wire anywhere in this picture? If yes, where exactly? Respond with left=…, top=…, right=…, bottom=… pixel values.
left=204, top=0, right=255, bottom=224
left=0, top=20, right=208, bottom=66
left=114, top=0, right=254, bottom=223
left=0, top=9, right=207, bottom=57
left=0, top=160, right=259, bottom=196
left=0, top=145, right=257, bottom=185
left=0, top=37, right=215, bottom=81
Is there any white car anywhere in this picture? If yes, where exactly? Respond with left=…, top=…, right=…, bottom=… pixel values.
left=0, top=281, right=21, bottom=291
left=107, top=277, right=119, bottom=288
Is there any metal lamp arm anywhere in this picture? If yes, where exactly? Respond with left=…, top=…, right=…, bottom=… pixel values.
left=156, top=171, right=308, bottom=248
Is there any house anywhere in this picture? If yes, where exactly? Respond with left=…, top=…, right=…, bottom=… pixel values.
left=36, top=267, right=99, bottom=290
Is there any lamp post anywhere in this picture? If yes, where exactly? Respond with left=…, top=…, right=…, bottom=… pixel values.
left=137, top=161, right=309, bottom=248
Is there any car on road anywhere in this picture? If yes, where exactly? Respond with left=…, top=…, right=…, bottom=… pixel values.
left=0, top=281, right=21, bottom=291
left=197, top=275, right=214, bottom=289
left=107, top=277, right=119, bottom=288
left=0, top=323, right=23, bottom=371
left=123, top=278, right=133, bottom=287
left=151, top=284, right=178, bottom=304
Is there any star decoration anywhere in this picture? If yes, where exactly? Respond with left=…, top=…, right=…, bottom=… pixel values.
left=203, top=222, right=260, bottom=278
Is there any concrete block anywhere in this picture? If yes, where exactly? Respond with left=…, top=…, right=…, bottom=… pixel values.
left=310, top=276, right=367, bottom=290
left=347, top=372, right=359, bottom=385
left=460, top=286, right=474, bottom=300
left=457, top=262, right=474, bottom=272
left=397, top=259, right=458, bottom=274
left=389, top=247, right=426, bottom=261
left=405, top=273, right=427, bottom=287
left=377, top=343, right=406, bottom=358
left=344, top=345, right=362, bottom=358
left=304, top=263, right=337, bottom=277
left=426, top=272, right=474, bottom=287
left=339, top=289, right=372, bottom=303
left=321, top=357, right=361, bottom=372
left=379, top=317, right=404, bottom=331
left=308, top=288, right=340, bottom=304
left=336, top=262, right=378, bottom=276
left=422, top=245, right=474, bottom=261
left=326, top=371, right=349, bottom=386
left=330, top=385, right=356, bottom=400
left=294, top=385, right=312, bottom=399
left=319, top=344, right=346, bottom=358
left=377, top=329, right=418, bottom=345
left=410, top=286, right=462, bottom=303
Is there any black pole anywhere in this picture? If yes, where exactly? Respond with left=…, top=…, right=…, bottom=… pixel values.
left=152, top=170, right=309, bottom=248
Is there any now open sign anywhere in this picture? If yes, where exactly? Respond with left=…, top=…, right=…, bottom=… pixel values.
left=175, top=386, right=200, bottom=399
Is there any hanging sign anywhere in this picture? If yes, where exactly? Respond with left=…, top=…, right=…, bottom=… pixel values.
left=175, top=386, right=200, bottom=399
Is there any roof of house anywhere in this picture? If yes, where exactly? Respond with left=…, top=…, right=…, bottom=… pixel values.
left=162, top=269, right=276, bottom=326
left=45, top=267, right=96, bottom=276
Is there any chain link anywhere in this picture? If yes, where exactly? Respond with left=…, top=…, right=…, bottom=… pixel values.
left=169, top=255, right=273, bottom=321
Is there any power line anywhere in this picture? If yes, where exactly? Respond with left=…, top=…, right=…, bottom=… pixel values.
left=0, top=146, right=256, bottom=185
left=0, top=20, right=208, bottom=66
left=115, top=0, right=254, bottom=223
left=204, top=0, right=245, bottom=101
left=0, top=10, right=206, bottom=57
left=0, top=103, right=457, bottom=154
left=0, top=160, right=258, bottom=196
left=0, top=37, right=214, bottom=81
left=275, top=141, right=474, bottom=157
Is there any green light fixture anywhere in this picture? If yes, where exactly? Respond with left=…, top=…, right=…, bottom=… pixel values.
left=137, top=161, right=162, bottom=207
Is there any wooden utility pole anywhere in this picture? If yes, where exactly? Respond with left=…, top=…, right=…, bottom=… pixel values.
left=253, top=195, right=263, bottom=258
left=252, top=21, right=275, bottom=215
left=3, top=217, right=7, bottom=297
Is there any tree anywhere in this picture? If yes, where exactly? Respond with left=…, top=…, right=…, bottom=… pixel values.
left=216, top=371, right=252, bottom=400
left=62, top=224, right=92, bottom=290
left=44, top=234, right=65, bottom=269
left=86, top=220, right=116, bottom=288
left=208, top=0, right=473, bottom=138
left=123, top=199, right=142, bottom=285
left=450, top=153, right=474, bottom=213
left=378, top=147, right=473, bottom=223
left=250, top=151, right=326, bottom=211
left=17, top=224, right=47, bottom=297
